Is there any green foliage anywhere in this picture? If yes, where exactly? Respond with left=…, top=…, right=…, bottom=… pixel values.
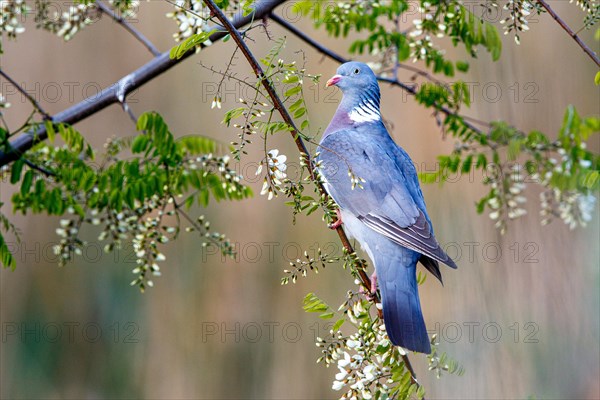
left=294, top=0, right=502, bottom=78
left=2, top=113, right=251, bottom=288
left=218, top=37, right=321, bottom=160
left=419, top=107, right=599, bottom=233
left=169, top=30, right=214, bottom=60
left=0, top=208, right=19, bottom=270
left=427, top=334, right=465, bottom=378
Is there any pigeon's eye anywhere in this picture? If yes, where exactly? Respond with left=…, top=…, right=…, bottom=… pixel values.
left=353, top=68, right=360, bottom=74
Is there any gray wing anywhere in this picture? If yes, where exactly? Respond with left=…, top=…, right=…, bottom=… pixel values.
left=318, top=129, right=457, bottom=270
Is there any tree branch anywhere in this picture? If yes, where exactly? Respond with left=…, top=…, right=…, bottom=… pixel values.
left=268, top=12, right=489, bottom=136
left=0, top=68, right=52, bottom=120
left=95, top=0, right=161, bottom=57
left=0, top=0, right=286, bottom=168
left=203, top=0, right=421, bottom=388
left=536, top=0, right=600, bottom=67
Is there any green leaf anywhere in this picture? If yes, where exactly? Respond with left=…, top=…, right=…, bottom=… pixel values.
left=581, top=170, right=599, bottom=189
left=461, top=155, right=473, bottom=173
left=20, top=170, right=33, bottom=196
left=476, top=153, right=488, bottom=169
left=595, top=71, right=600, bottom=86
left=282, top=75, right=300, bottom=84
left=0, top=234, right=16, bottom=271
left=45, top=121, right=56, bottom=143
left=169, top=30, right=214, bottom=60
left=319, top=312, right=334, bottom=319
left=302, top=292, right=330, bottom=313
left=131, top=135, right=149, bottom=154
left=284, top=85, right=301, bottom=97
left=485, top=21, right=502, bottom=61
left=508, top=139, right=523, bottom=161
left=332, top=318, right=345, bottom=331
left=456, top=61, right=469, bottom=73
left=222, top=107, right=245, bottom=126
left=10, top=159, right=24, bottom=185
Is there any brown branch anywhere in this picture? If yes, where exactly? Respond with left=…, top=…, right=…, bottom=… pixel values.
left=536, top=0, right=600, bottom=67
left=0, top=68, right=52, bottom=120
left=95, top=0, right=161, bottom=57
left=203, top=0, right=421, bottom=388
left=201, top=0, right=373, bottom=292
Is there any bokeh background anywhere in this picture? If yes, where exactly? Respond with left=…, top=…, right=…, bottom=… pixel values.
left=1, top=1, right=599, bottom=399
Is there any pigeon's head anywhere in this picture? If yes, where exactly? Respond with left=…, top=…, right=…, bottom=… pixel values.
left=325, top=61, right=379, bottom=95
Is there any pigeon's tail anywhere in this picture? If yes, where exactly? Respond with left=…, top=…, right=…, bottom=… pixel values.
left=378, top=254, right=431, bottom=354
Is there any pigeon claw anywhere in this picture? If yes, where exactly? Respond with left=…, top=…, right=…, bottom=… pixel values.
left=359, top=271, right=378, bottom=301
left=328, top=209, right=343, bottom=230
left=369, top=271, right=378, bottom=295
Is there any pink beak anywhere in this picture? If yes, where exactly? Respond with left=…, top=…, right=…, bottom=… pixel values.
left=326, top=74, right=342, bottom=87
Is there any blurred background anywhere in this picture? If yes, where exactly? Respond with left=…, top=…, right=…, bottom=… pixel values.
left=1, top=1, right=599, bottom=399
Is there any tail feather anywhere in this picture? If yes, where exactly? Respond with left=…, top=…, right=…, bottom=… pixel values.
left=380, top=280, right=431, bottom=354
left=419, top=254, right=443, bottom=285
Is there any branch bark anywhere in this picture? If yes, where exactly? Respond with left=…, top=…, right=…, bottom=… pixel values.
left=0, top=0, right=286, bottom=168
left=203, top=0, right=421, bottom=388
left=536, top=0, right=600, bottom=67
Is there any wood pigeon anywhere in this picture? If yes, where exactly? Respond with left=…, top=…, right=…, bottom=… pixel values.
left=317, top=61, right=458, bottom=354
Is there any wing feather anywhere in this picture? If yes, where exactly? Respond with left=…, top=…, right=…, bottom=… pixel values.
left=317, top=129, right=458, bottom=273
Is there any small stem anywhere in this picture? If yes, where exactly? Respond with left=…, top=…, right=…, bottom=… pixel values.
left=0, top=68, right=52, bottom=120
left=95, top=0, right=161, bottom=57
left=536, top=0, right=600, bottom=67
left=22, top=158, right=55, bottom=177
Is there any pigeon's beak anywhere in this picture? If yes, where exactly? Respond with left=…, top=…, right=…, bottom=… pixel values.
left=326, top=75, right=342, bottom=87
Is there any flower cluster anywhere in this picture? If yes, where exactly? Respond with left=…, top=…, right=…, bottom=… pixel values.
left=486, top=164, right=527, bottom=234
left=166, top=0, right=212, bottom=42
left=259, top=149, right=288, bottom=200
left=35, top=2, right=97, bottom=40
left=33, top=0, right=139, bottom=41
left=541, top=189, right=596, bottom=229
left=496, top=0, right=537, bottom=44
left=313, top=296, right=416, bottom=399
left=1, top=0, right=27, bottom=41
left=0, top=92, right=10, bottom=109
left=408, top=2, right=452, bottom=63
left=328, top=323, right=393, bottom=399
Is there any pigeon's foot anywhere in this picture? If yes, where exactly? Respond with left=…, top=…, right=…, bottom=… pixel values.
left=328, top=209, right=343, bottom=230
left=359, top=271, right=378, bottom=301
left=369, top=271, right=377, bottom=295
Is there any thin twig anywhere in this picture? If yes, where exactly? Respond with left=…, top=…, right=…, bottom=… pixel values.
left=0, top=68, right=52, bottom=120
left=121, top=101, right=138, bottom=124
left=204, top=0, right=421, bottom=388
left=22, top=158, right=55, bottom=177
left=0, top=0, right=286, bottom=168
left=536, top=0, right=600, bottom=67
left=202, top=0, right=375, bottom=294
left=269, top=12, right=489, bottom=135
left=95, top=0, right=161, bottom=57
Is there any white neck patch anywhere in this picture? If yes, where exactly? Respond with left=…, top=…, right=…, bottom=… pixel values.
left=348, top=99, right=381, bottom=123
